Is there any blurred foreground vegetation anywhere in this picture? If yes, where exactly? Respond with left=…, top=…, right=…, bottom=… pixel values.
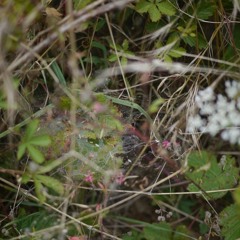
left=1, top=0, right=240, bottom=239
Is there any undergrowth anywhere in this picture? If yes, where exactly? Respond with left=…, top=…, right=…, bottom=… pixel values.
left=0, top=0, right=240, bottom=239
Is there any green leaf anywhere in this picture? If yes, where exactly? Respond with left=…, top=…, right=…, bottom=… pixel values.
left=108, top=54, right=117, bottom=62
left=17, top=143, right=26, bottom=160
left=143, top=222, right=172, bottom=240
left=91, top=40, right=107, bottom=59
left=122, top=39, right=129, bottom=50
left=196, top=1, right=216, bottom=20
left=185, top=151, right=239, bottom=200
left=233, top=187, right=240, bottom=206
left=14, top=211, right=58, bottom=231
left=50, top=60, right=66, bottom=86
left=21, top=173, right=31, bottom=184
left=0, top=94, right=7, bottom=109
left=135, top=0, right=151, bottom=13
left=148, top=98, right=165, bottom=113
left=157, top=1, right=176, bottom=16
left=122, top=230, right=141, bottom=240
left=36, top=175, right=64, bottom=195
left=121, top=56, right=128, bottom=66
left=25, top=119, right=39, bottom=140
left=74, top=0, right=93, bottom=10
left=34, top=178, right=46, bottom=203
left=167, top=32, right=180, bottom=45
left=220, top=204, right=240, bottom=240
left=173, top=225, right=194, bottom=239
left=164, top=54, right=172, bottom=62
left=37, top=159, right=66, bottom=174
left=27, top=145, right=45, bottom=164
left=148, top=4, right=161, bottom=22
left=168, top=47, right=186, bottom=58
left=196, top=33, right=208, bottom=49
left=95, top=18, right=106, bottom=32
left=30, top=135, right=51, bottom=146
left=182, top=35, right=196, bottom=47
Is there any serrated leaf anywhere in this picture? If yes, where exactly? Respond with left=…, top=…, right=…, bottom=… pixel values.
left=182, top=35, right=196, bottom=47
left=98, top=115, right=123, bottom=131
left=164, top=54, right=172, bottom=62
left=185, top=151, right=239, bottom=200
left=108, top=54, right=117, bottom=62
left=157, top=1, right=176, bottom=16
left=148, top=4, right=161, bottom=22
left=196, top=2, right=216, bottom=20
left=25, top=119, right=39, bottom=140
left=34, top=178, right=46, bottom=203
left=17, top=144, right=26, bottom=160
left=135, top=0, right=151, bottom=13
left=220, top=204, right=240, bottom=240
left=27, top=145, right=45, bottom=164
left=167, top=32, right=179, bottom=45
left=36, top=174, right=64, bottom=195
left=122, top=39, right=129, bottom=50
left=121, top=57, right=128, bottom=66
left=14, top=210, right=58, bottom=231
left=30, top=135, right=51, bottom=146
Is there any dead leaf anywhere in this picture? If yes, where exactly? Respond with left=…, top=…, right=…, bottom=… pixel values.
left=45, top=7, right=62, bottom=27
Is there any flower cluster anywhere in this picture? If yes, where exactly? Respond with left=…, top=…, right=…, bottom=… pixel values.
left=155, top=207, right=173, bottom=222
left=187, top=80, right=240, bottom=144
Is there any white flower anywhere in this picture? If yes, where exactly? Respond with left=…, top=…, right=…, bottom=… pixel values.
left=221, top=130, right=229, bottom=141
left=228, top=110, right=240, bottom=126
left=225, top=81, right=240, bottom=98
left=187, top=115, right=205, bottom=132
left=199, top=87, right=215, bottom=102
left=200, top=103, right=215, bottom=115
left=237, top=99, right=240, bottom=110
left=221, top=128, right=240, bottom=144
left=216, top=94, right=228, bottom=110
left=226, top=100, right=237, bottom=113
left=187, top=82, right=240, bottom=145
left=215, top=110, right=229, bottom=126
left=195, top=87, right=215, bottom=107
left=227, top=128, right=240, bottom=144
left=205, top=122, right=221, bottom=136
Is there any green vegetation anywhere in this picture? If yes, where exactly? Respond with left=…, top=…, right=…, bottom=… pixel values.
left=0, top=0, right=240, bottom=239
